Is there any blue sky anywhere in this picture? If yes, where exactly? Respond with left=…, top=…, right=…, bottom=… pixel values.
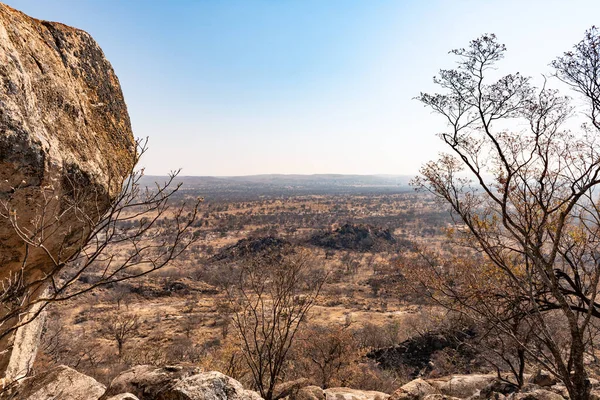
left=5, top=1, right=600, bottom=176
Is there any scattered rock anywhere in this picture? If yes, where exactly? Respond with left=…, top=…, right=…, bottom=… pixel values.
left=0, top=365, right=105, bottom=400
left=529, top=371, right=557, bottom=388
left=324, top=387, right=390, bottom=400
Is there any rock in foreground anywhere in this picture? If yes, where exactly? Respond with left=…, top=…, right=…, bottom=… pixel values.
left=0, top=365, right=106, bottom=400
left=101, top=365, right=263, bottom=400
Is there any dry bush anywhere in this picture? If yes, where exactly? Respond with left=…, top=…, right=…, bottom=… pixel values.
left=289, top=324, right=358, bottom=388
left=198, top=336, right=250, bottom=384
left=342, top=361, right=401, bottom=394
left=352, top=320, right=406, bottom=350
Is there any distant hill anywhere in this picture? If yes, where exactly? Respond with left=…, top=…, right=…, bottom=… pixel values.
left=138, top=174, right=413, bottom=199
left=309, top=223, right=396, bottom=252
left=212, top=236, right=292, bottom=262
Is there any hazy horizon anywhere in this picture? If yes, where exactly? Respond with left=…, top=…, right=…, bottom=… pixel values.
left=6, top=0, right=600, bottom=176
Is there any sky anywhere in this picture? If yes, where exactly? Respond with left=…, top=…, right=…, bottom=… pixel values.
left=5, top=1, right=600, bottom=176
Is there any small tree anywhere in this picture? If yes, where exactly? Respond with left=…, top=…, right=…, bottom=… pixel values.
left=103, top=312, right=140, bottom=358
left=415, top=29, right=600, bottom=400
left=225, top=250, right=325, bottom=400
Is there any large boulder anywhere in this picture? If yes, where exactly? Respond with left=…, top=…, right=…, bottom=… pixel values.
left=390, top=378, right=438, bottom=400
left=273, top=378, right=310, bottom=400
left=324, top=387, right=390, bottom=400
left=0, top=3, right=135, bottom=379
left=428, top=375, right=496, bottom=399
left=100, top=365, right=203, bottom=399
left=0, top=365, right=106, bottom=400
left=159, top=371, right=263, bottom=400
left=101, top=365, right=263, bottom=400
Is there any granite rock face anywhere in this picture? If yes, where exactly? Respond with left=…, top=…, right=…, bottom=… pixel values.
left=0, top=2, right=135, bottom=379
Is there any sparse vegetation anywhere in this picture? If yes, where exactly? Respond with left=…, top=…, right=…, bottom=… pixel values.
left=18, top=15, right=600, bottom=400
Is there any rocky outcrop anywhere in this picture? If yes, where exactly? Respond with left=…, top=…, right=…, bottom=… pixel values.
left=212, top=236, right=293, bottom=262
left=309, top=223, right=396, bottom=252
left=367, top=328, right=477, bottom=378
left=101, top=365, right=263, bottom=400
left=0, top=2, right=135, bottom=379
left=0, top=365, right=106, bottom=400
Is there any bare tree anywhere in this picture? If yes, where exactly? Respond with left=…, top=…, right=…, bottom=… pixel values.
left=414, top=29, right=600, bottom=400
left=0, top=139, right=200, bottom=374
left=225, top=250, right=326, bottom=400
left=103, top=312, right=140, bottom=358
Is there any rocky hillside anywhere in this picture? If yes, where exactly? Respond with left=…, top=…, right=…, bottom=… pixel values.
left=212, top=236, right=293, bottom=261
